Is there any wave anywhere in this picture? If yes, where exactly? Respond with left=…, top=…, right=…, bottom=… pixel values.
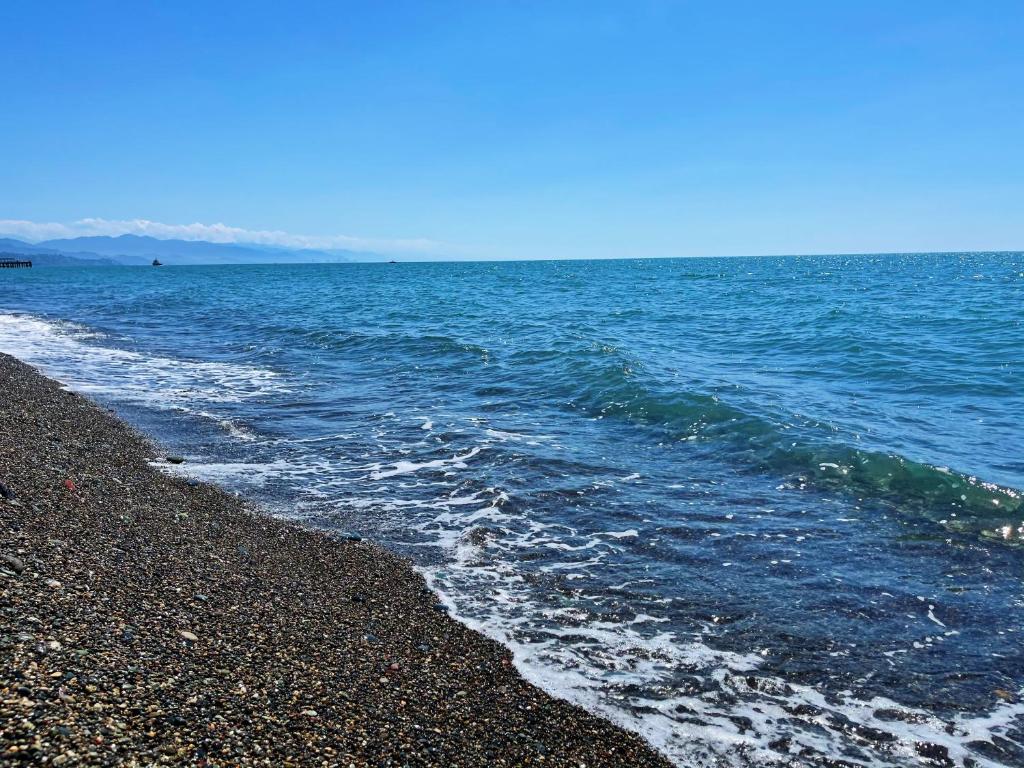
left=0, top=312, right=289, bottom=410
left=556, top=353, right=1023, bottom=540
left=4, top=309, right=1019, bottom=542
left=412, top=487, right=1024, bottom=768
left=6, top=295, right=1024, bottom=767
left=257, top=323, right=492, bottom=363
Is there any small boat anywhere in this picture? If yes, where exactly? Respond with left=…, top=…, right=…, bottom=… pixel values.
left=152, top=259, right=163, bottom=267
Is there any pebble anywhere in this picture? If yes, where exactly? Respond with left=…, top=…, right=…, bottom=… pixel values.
left=0, top=354, right=671, bottom=768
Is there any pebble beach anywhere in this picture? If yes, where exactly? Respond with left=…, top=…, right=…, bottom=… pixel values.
left=0, top=353, right=671, bottom=767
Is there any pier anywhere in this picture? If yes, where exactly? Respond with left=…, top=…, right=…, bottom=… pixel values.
left=0, top=255, right=32, bottom=268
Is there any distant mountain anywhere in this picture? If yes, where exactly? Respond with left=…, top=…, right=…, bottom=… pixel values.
left=0, top=238, right=59, bottom=255
left=35, top=234, right=374, bottom=265
left=0, top=238, right=128, bottom=267
left=0, top=233, right=393, bottom=266
left=0, top=249, right=123, bottom=268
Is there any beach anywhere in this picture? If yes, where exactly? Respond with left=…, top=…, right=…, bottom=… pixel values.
left=0, top=352, right=670, bottom=767
left=3, top=256, right=1023, bottom=766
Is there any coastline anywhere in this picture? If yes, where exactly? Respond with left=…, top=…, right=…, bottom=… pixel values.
left=0, top=353, right=671, bottom=767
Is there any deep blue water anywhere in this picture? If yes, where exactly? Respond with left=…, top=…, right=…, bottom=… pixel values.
left=2, top=254, right=1023, bottom=766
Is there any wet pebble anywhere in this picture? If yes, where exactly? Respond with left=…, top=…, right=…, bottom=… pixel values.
left=0, top=354, right=672, bottom=768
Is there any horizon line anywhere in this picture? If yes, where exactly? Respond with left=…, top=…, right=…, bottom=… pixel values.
left=16, top=249, right=1019, bottom=267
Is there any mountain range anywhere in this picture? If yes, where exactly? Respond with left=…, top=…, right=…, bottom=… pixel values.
left=0, top=234, right=385, bottom=266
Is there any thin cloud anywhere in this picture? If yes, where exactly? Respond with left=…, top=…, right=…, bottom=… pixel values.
left=0, top=217, right=450, bottom=256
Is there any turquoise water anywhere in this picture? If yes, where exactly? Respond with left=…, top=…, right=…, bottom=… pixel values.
left=2, top=253, right=1023, bottom=766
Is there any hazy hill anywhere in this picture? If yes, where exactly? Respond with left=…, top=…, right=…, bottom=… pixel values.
left=0, top=238, right=129, bottom=267
left=36, top=235, right=373, bottom=265
left=0, top=238, right=61, bottom=255
left=0, top=249, right=123, bottom=268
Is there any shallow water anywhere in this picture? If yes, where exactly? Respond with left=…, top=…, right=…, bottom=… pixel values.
left=2, top=254, right=1023, bottom=766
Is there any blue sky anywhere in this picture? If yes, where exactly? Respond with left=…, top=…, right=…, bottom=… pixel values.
left=2, top=1, right=1022, bottom=259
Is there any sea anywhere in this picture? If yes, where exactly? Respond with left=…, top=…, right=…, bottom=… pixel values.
left=2, top=253, right=1023, bottom=767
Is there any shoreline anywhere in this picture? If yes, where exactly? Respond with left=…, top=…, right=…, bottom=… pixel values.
left=0, top=353, right=671, bottom=766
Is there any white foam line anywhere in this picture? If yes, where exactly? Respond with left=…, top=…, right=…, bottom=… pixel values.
left=369, top=446, right=482, bottom=480
left=151, top=458, right=297, bottom=486
left=601, top=529, right=639, bottom=539
left=403, top=481, right=1024, bottom=768
left=927, top=605, right=947, bottom=627
left=0, top=312, right=288, bottom=410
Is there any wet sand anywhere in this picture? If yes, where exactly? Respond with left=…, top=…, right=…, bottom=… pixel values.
left=0, top=353, right=671, bottom=767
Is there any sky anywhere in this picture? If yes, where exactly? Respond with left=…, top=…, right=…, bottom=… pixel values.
left=2, top=1, right=1022, bottom=260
